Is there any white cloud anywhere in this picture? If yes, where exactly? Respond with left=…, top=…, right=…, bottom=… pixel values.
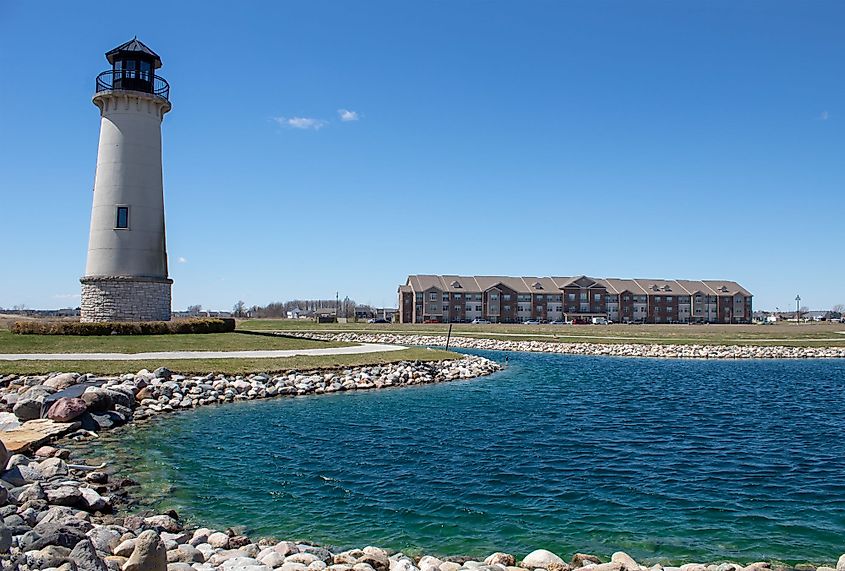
left=820, top=111, right=830, bottom=121
left=177, top=256, right=188, bottom=264
left=338, top=109, right=359, bottom=122
left=274, top=116, right=328, bottom=130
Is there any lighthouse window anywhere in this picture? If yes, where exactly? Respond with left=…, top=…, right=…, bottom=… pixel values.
left=116, top=207, right=129, bottom=229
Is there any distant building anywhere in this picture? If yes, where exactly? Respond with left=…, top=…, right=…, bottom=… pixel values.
left=314, top=308, right=337, bottom=323
left=398, top=275, right=753, bottom=324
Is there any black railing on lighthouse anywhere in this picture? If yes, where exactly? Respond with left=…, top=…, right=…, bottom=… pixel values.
left=95, top=70, right=170, bottom=101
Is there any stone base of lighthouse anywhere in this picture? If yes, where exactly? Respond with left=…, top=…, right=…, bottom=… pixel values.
left=80, top=276, right=173, bottom=322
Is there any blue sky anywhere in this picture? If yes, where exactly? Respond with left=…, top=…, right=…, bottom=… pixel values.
left=1, top=1, right=842, bottom=312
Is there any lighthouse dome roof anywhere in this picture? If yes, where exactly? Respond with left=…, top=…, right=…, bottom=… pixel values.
left=106, top=37, right=162, bottom=69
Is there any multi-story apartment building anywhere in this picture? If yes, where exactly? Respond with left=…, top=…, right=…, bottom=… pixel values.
left=398, top=275, right=752, bottom=324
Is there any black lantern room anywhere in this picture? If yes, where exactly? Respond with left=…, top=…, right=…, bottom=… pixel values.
left=96, top=38, right=169, bottom=100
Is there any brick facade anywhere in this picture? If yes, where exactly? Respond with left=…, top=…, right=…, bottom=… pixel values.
left=399, top=275, right=753, bottom=324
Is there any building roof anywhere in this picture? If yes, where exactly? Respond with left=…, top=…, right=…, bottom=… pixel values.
left=402, top=275, right=752, bottom=297
left=106, top=38, right=163, bottom=68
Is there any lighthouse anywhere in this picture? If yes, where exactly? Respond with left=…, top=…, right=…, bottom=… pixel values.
left=80, top=39, right=173, bottom=322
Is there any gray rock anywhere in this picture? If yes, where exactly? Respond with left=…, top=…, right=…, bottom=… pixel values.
left=26, top=544, right=72, bottom=568
left=87, top=526, right=121, bottom=554
left=70, top=537, right=108, bottom=571
left=13, top=386, right=54, bottom=420
left=143, top=514, right=181, bottom=533
left=113, top=537, right=137, bottom=557
left=0, top=522, right=10, bottom=553
left=299, top=545, right=334, bottom=563
left=166, top=543, right=204, bottom=563
left=40, top=457, right=70, bottom=478
left=80, top=487, right=108, bottom=511
left=47, top=485, right=83, bottom=506
left=21, top=520, right=90, bottom=550
left=124, top=529, right=167, bottom=571
left=81, top=388, right=113, bottom=413
left=484, top=554, right=516, bottom=567
left=16, top=482, right=47, bottom=503
left=837, top=555, right=845, bottom=571
left=611, top=553, right=639, bottom=571
left=2, top=463, right=44, bottom=486
left=45, top=373, right=80, bottom=391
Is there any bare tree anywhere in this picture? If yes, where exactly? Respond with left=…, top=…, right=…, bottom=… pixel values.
left=832, top=304, right=844, bottom=314
left=186, top=304, right=202, bottom=315
left=233, top=300, right=246, bottom=318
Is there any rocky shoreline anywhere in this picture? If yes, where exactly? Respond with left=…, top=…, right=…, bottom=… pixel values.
left=287, top=333, right=845, bottom=360
left=0, top=356, right=500, bottom=570
left=0, top=357, right=842, bottom=570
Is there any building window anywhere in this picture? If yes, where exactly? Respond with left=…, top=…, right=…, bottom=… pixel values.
left=503, top=294, right=512, bottom=301
left=580, top=292, right=588, bottom=301
left=503, top=305, right=511, bottom=312
left=568, top=293, right=576, bottom=301
left=115, top=206, right=129, bottom=229
left=594, top=294, right=602, bottom=301
left=429, top=293, right=437, bottom=301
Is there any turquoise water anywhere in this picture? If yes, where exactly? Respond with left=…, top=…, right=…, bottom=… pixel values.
left=88, top=351, right=845, bottom=564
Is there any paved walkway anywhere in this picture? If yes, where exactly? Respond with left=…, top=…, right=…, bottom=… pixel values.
left=0, top=342, right=406, bottom=361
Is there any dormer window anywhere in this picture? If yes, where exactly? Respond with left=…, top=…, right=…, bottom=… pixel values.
left=652, top=285, right=659, bottom=291
left=451, top=281, right=462, bottom=289
left=533, top=282, right=543, bottom=289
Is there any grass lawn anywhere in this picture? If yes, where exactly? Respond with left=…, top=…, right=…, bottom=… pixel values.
left=0, top=330, right=350, bottom=354
left=0, top=347, right=459, bottom=376
left=239, top=319, right=845, bottom=347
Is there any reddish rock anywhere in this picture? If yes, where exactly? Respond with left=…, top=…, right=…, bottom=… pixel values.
left=46, top=398, right=88, bottom=422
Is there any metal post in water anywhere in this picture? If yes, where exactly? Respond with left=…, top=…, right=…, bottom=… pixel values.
left=445, top=323, right=453, bottom=351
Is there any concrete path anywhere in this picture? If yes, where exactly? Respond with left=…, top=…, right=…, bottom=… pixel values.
left=0, top=342, right=406, bottom=361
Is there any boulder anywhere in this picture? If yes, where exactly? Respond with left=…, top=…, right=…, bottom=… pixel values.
left=611, top=553, right=639, bottom=571
left=80, top=487, right=109, bottom=511
left=40, top=457, right=70, bottom=478
left=357, top=551, right=390, bottom=571
left=0, top=441, right=8, bottom=472
left=124, top=529, right=167, bottom=571
left=143, top=514, right=182, bottom=533
left=47, top=398, right=89, bottom=422
left=70, top=537, right=108, bottom=571
left=522, top=550, right=565, bottom=570
left=13, top=387, right=51, bottom=421
left=81, top=388, right=113, bottom=413
left=485, top=554, right=516, bottom=567
left=47, top=485, right=84, bottom=506
left=571, top=555, right=602, bottom=569
left=0, top=522, right=10, bottom=553
left=166, top=543, right=205, bottom=563
left=837, top=555, right=845, bottom=571
left=207, top=531, right=230, bottom=548
left=87, top=526, right=122, bottom=554
left=26, top=544, right=73, bottom=568
left=21, top=520, right=90, bottom=550
left=45, top=373, right=80, bottom=391
left=113, top=538, right=137, bottom=557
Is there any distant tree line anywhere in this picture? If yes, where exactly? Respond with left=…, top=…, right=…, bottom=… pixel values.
left=228, top=298, right=376, bottom=319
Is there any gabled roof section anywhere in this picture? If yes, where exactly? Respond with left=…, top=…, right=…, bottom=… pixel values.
left=602, top=279, right=648, bottom=295
left=553, top=275, right=603, bottom=289
left=106, top=37, right=163, bottom=68
left=702, top=280, right=752, bottom=297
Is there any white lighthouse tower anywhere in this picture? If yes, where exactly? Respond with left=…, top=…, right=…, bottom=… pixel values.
left=80, top=38, right=173, bottom=322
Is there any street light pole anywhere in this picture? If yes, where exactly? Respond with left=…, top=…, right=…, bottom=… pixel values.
left=795, top=294, right=801, bottom=324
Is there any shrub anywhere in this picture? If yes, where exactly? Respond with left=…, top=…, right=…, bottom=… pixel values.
left=10, top=318, right=236, bottom=336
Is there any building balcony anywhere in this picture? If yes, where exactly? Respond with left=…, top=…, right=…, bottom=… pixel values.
left=96, top=70, right=170, bottom=101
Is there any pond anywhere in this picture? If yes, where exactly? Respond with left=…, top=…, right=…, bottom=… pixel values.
left=84, top=350, right=845, bottom=564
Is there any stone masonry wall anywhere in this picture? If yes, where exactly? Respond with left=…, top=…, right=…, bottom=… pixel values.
left=80, top=277, right=172, bottom=322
